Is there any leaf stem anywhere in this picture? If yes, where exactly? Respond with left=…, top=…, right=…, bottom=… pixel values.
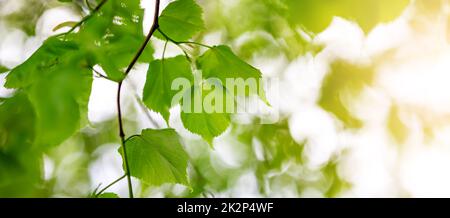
left=94, top=174, right=126, bottom=197
left=90, top=66, right=117, bottom=82
left=157, top=29, right=213, bottom=49
left=116, top=0, right=161, bottom=198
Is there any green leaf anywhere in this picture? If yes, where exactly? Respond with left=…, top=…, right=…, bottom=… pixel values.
left=180, top=84, right=232, bottom=145
left=284, top=0, right=410, bottom=33
left=97, top=192, right=119, bottom=198
left=176, top=45, right=267, bottom=144
left=318, top=61, right=375, bottom=129
left=181, top=110, right=230, bottom=145
left=76, top=0, right=153, bottom=81
left=0, top=93, right=36, bottom=152
left=0, top=94, right=42, bottom=197
left=143, top=56, right=193, bottom=123
left=6, top=37, right=93, bottom=147
left=121, top=129, right=189, bottom=186
left=157, top=0, right=205, bottom=41
left=5, top=37, right=79, bottom=88
left=198, top=45, right=267, bottom=102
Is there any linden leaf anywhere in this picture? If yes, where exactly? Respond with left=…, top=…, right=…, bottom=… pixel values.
left=76, top=0, right=153, bottom=81
left=197, top=45, right=267, bottom=102
left=5, top=37, right=93, bottom=147
left=180, top=83, right=233, bottom=145
left=143, top=56, right=193, bottom=123
left=157, top=0, right=205, bottom=41
left=121, top=129, right=189, bottom=186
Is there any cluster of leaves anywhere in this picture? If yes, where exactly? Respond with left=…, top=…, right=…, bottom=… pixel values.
left=0, top=0, right=149, bottom=196
left=1, top=0, right=268, bottom=196
left=0, top=0, right=412, bottom=197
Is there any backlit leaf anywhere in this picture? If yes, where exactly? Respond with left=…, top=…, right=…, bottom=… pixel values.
left=180, top=84, right=233, bottom=145
left=143, top=56, right=193, bottom=123
left=198, top=45, right=267, bottom=102
left=121, top=129, right=189, bottom=186
left=5, top=37, right=93, bottom=147
left=157, top=0, right=205, bottom=41
left=76, top=0, right=153, bottom=81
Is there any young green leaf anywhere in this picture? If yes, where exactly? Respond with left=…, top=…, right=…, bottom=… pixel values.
left=143, top=55, right=193, bottom=123
left=157, top=0, right=205, bottom=41
left=120, top=129, right=189, bottom=186
left=5, top=37, right=93, bottom=147
left=0, top=93, right=36, bottom=152
left=0, top=94, right=43, bottom=197
left=76, top=0, right=153, bottom=81
left=198, top=45, right=267, bottom=102
left=181, top=111, right=230, bottom=145
left=180, top=84, right=233, bottom=145
left=5, top=37, right=79, bottom=88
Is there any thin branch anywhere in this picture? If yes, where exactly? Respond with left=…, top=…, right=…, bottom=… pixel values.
left=116, top=0, right=161, bottom=199
left=178, top=41, right=213, bottom=49
left=90, top=66, right=117, bottom=82
left=157, top=30, right=193, bottom=63
left=95, top=174, right=126, bottom=197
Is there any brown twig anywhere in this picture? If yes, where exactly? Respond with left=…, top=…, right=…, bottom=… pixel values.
left=116, top=0, right=161, bottom=198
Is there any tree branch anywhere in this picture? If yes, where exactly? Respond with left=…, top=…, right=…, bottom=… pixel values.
left=116, top=0, right=161, bottom=198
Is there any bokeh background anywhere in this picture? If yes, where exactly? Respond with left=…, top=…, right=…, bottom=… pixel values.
left=1, top=0, right=450, bottom=197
